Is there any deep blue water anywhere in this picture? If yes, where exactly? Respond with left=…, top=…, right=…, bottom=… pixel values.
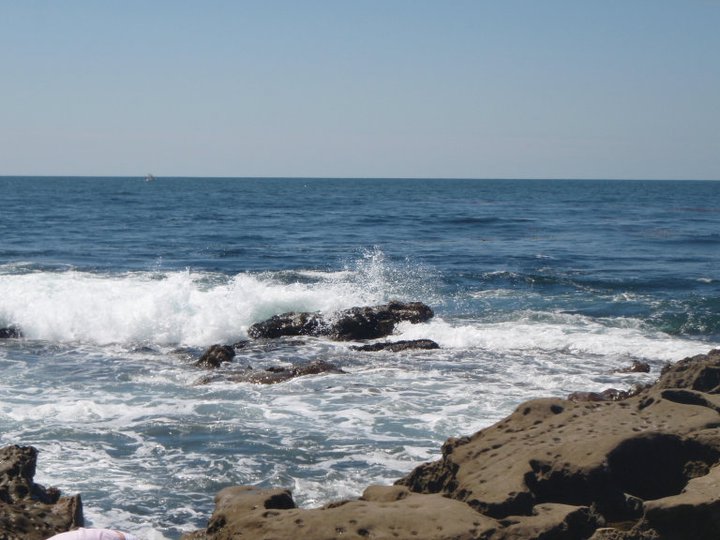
left=0, top=177, right=718, bottom=538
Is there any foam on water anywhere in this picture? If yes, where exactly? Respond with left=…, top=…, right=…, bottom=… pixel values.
left=0, top=249, right=438, bottom=347
left=0, top=269, right=379, bottom=346
left=1, top=249, right=718, bottom=538
left=395, top=314, right=713, bottom=363
left=3, top=319, right=717, bottom=538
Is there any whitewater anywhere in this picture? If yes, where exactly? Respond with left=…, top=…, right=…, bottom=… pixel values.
left=1, top=177, right=718, bottom=539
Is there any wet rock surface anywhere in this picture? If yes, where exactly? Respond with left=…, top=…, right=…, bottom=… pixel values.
left=194, top=302, right=436, bottom=385
left=615, top=360, right=651, bottom=374
left=194, top=337, right=346, bottom=385
left=184, top=349, right=720, bottom=540
left=226, top=360, right=346, bottom=385
left=247, top=301, right=433, bottom=341
left=0, top=326, right=22, bottom=339
left=195, top=344, right=236, bottom=368
left=0, top=445, right=83, bottom=540
left=351, top=339, right=440, bottom=352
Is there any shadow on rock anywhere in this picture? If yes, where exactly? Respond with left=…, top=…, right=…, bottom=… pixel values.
left=0, top=445, right=83, bottom=540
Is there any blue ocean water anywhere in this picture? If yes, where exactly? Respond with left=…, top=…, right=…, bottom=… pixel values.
left=0, top=177, right=718, bottom=538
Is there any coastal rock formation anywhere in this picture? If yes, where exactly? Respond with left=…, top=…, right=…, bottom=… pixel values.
left=351, top=339, right=440, bottom=352
left=0, top=326, right=22, bottom=339
left=197, top=360, right=345, bottom=385
left=567, top=386, right=646, bottom=403
left=183, top=349, right=720, bottom=540
left=228, top=360, right=346, bottom=385
left=180, top=485, right=501, bottom=540
left=0, top=445, right=83, bottom=540
left=195, top=344, right=236, bottom=368
left=247, top=301, right=433, bottom=341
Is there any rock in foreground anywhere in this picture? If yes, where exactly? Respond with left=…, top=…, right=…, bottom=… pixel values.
left=247, top=301, right=433, bottom=341
left=0, top=445, right=83, bottom=540
left=183, top=349, right=720, bottom=540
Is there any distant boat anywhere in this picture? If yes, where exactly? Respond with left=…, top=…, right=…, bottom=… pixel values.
left=145, top=174, right=156, bottom=182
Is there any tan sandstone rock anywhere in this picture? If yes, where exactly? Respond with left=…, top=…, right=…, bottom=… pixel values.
left=183, top=349, right=720, bottom=540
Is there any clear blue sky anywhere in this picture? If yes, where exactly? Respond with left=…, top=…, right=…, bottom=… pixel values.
left=1, top=1, right=718, bottom=179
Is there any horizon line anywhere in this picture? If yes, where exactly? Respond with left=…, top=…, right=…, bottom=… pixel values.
left=1, top=175, right=719, bottom=182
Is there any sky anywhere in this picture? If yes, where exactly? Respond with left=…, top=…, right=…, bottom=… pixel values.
left=1, top=1, right=718, bottom=179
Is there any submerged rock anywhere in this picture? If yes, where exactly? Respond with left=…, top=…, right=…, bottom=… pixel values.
left=195, top=344, right=236, bottom=368
left=183, top=349, right=720, bottom=540
left=247, top=301, right=434, bottom=341
left=228, top=360, right=345, bottom=385
left=196, top=360, right=345, bottom=386
left=0, top=445, right=83, bottom=539
left=351, top=339, right=440, bottom=352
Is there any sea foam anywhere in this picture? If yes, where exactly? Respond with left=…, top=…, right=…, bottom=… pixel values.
left=0, top=269, right=384, bottom=346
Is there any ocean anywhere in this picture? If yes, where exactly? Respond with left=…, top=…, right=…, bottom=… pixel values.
left=0, top=177, right=718, bottom=539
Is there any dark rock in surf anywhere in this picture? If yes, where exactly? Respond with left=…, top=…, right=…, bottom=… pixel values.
left=0, top=445, right=83, bottom=539
left=247, top=312, right=325, bottom=340
left=352, top=339, right=440, bottom=352
left=0, top=326, right=22, bottom=339
left=330, top=302, right=434, bottom=341
left=230, top=360, right=345, bottom=385
left=195, top=344, right=235, bottom=368
left=615, top=361, right=651, bottom=374
left=247, top=301, right=434, bottom=341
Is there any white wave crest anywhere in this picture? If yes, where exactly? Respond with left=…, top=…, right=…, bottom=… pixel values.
left=0, top=269, right=385, bottom=346
left=395, top=314, right=715, bottom=362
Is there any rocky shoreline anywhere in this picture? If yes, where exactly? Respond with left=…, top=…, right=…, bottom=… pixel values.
left=178, top=349, right=720, bottom=540
left=3, top=308, right=720, bottom=539
left=0, top=445, right=83, bottom=539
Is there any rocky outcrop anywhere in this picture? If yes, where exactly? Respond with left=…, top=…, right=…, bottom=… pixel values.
left=0, top=326, right=22, bottom=339
left=181, top=485, right=501, bottom=540
left=397, top=349, right=720, bottom=539
left=351, top=339, right=440, bottom=352
left=193, top=302, right=435, bottom=384
left=227, top=361, right=346, bottom=385
left=567, top=385, right=647, bottom=402
left=183, top=349, right=720, bottom=540
left=0, top=445, right=83, bottom=540
left=197, top=360, right=345, bottom=385
left=195, top=344, right=236, bottom=368
left=247, top=301, right=433, bottom=341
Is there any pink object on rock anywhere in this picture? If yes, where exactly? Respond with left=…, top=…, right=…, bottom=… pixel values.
left=46, top=528, right=139, bottom=540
